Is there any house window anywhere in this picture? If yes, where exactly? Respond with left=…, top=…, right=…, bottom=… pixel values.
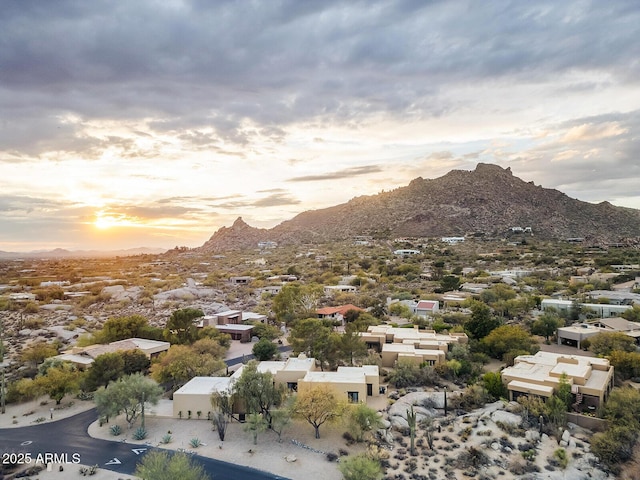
left=347, top=391, right=359, bottom=403
left=287, top=382, right=298, bottom=392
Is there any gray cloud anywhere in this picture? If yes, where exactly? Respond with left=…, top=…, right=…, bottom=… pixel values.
left=2, top=1, right=638, bottom=155
left=288, top=165, right=383, bottom=182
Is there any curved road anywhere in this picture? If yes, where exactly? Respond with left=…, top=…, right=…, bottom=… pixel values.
left=0, top=408, right=289, bottom=479
left=0, top=347, right=294, bottom=479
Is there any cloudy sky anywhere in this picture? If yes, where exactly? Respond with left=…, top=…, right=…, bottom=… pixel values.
left=2, top=1, right=640, bottom=251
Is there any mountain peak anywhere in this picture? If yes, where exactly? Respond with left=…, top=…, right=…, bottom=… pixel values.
left=474, top=163, right=512, bottom=176
left=232, top=216, right=250, bottom=228
left=195, top=163, right=640, bottom=251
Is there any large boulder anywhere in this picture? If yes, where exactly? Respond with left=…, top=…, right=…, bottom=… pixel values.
left=490, top=410, right=521, bottom=426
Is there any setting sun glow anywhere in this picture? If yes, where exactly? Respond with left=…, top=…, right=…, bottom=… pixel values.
left=94, top=211, right=130, bottom=230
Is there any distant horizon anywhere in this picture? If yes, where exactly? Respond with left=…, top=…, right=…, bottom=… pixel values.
left=3, top=2, right=640, bottom=252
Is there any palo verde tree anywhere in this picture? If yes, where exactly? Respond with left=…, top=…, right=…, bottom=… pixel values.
left=151, top=343, right=225, bottom=391
left=345, top=403, right=383, bottom=442
left=94, top=373, right=162, bottom=429
left=273, top=283, right=322, bottom=324
left=32, top=362, right=82, bottom=404
left=232, top=361, right=284, bottom=427
left=292, top=384, right=343, bottom=439
left=20, top=341, right=59, bottom=368
left=97, top=315, right=150, bottom=343
left=588, top=331, right=636, bottom=357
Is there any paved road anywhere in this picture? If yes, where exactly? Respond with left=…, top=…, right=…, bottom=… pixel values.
left=225, top=345, right=292, bottom=367
left=0, top=409, right=288, bottom=479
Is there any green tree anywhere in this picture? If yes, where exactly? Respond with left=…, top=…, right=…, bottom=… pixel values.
left=250, top=322, right=281, bottom=340
left=135, top=451, right=210, bottom=480
left=601, top=386, right=640, bottom=428
left=98, top=315, right=149, bottom=343
left=270, top=408, right=292, bottom=442
left=591, top=425, right=637, bottom=474
left=191, top=337, right=228, bottom=359
left=244, top=412, right=268, bottom=445
left=621, top=304, right=640, bottom=322
left=273, top=284, right=322, bottom=324
left=531, top=312, right=564, bottom=342
left=163, top=308, right=205, bottom=344
left=481, top=325, right=538, bottom=361
left=20, top=341, right=58, bottom=368
left=347, top=312, right=380, bottom=333
left=482, top=372, right=508, bottom=400
left=337, top=330, right=368, bottom=366
left=150, top=344, right=225, bottom=391
left=33, top=362, right=82, bottom=404
left=545, top=395, right=568, bottom=429
left=338, top=453, right=383, bottom=480
left=293, top=384, right=343, bottom=438
left=120, top=349, right=151, bottom=375
left=233, top=361, right=284, bottom=426
left=345, top=403, right=383, bottom=442
left=588, top=331, right=636, bottom=357
left=94, top=373, right=162, bottom=429
left=590, top=387, right=640, bottom=473
left=555, top=373, right=573, bottom=410
left=464, top=300, right=500, bottom=339
left=287, top=318, right=338, bottom=369
left=440, top=275, right=460, bottom=292
left=252, top=338, right=278, bottom=361
left=83, top=352, right=125, bottom=391
left=608, top=350, right=640, bottom=380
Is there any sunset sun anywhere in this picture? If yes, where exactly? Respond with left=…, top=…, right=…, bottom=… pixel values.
left=94, top=212, right=122, bottom=230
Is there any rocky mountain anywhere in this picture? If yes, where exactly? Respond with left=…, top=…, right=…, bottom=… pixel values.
left=197, top=163, right=640, bottom=252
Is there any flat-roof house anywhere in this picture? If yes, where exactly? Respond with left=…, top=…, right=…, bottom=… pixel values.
left=297, top=365, right=380, bottom=403
left=557, top=323, right=603, bottom=349
left=360, top=325, right=467, bottom=367
left=215, top=324, right=254, bottom=342
left=229, top=276, right=254, bottom=285
left=501, top=351, right=614, bottom=409
left=203, top=310, right=243, bottom=326
left=173, top=376, right=233, bottom=418
left=324, top=285, right=357, bottom=295
left=171, top=355, right=319, bottom=417
left=541, top=298, right=632, bottom=318
left=558, top=318, right=640, bottom=348
left=56, top=337, right=170, bottom=369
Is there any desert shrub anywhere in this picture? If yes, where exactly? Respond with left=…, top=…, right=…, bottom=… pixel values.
left=189, top=438, right=202, bottom=448
left=326, top=452, right=338, bottom=462
left=110, top=425, right=122, bottom=436
left=553, top=448, right=568, bottom=469
left=161, top=434, right=172, bottom=444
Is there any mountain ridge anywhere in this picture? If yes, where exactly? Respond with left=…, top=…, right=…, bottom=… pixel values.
left=0, top=247, right=167, bottom=259
left=197, top=163, right=640, bottom=252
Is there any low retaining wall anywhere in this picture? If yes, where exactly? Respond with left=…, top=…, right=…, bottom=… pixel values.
left=567, top=412, right=608, bottom=431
